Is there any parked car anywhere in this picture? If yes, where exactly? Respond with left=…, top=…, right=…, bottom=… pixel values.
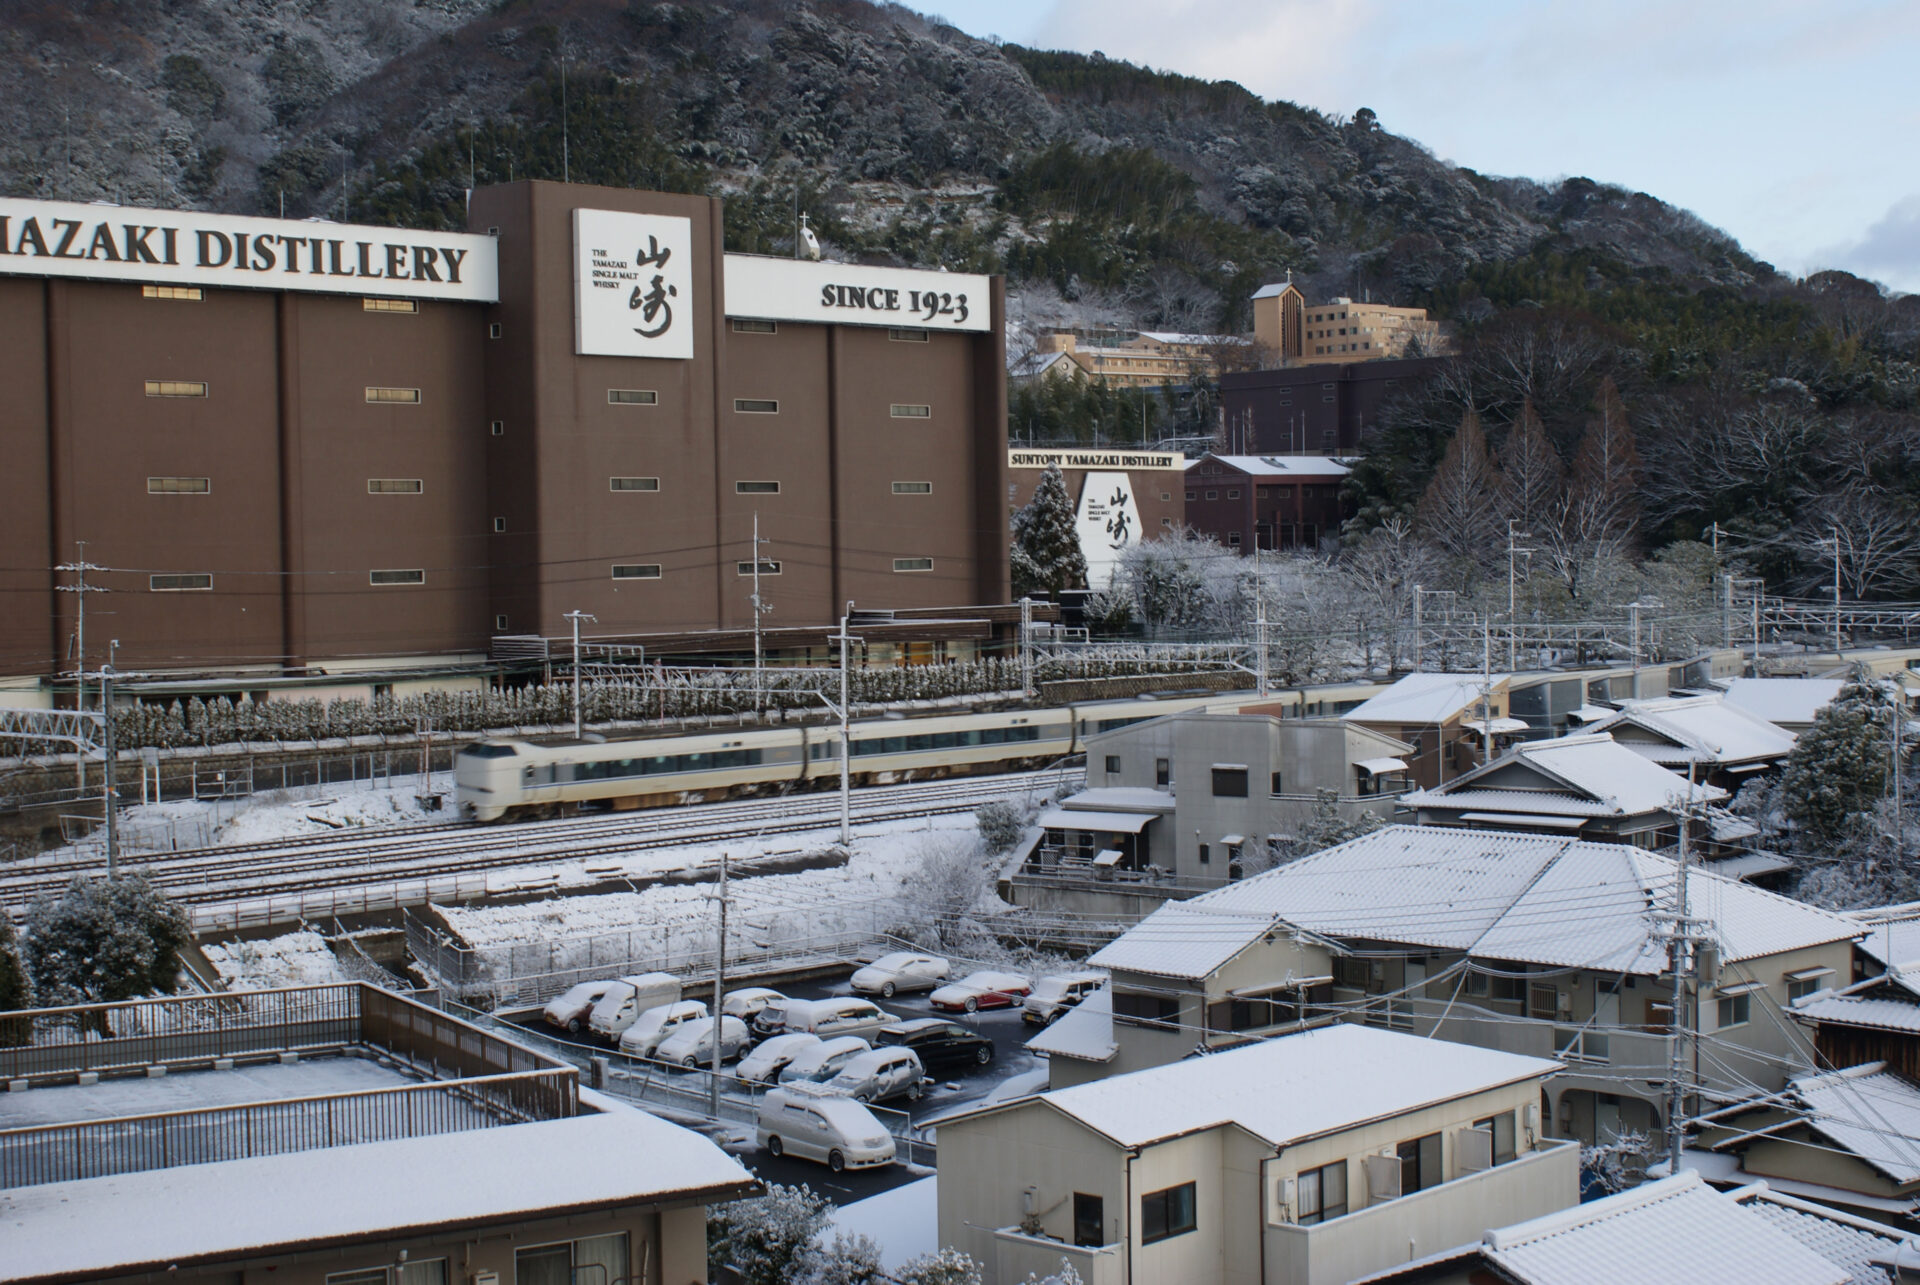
left=876, top=1018, right=996, bottom=1073
left=736, top=1032, right=822, bottom=1085
left=757, top=1084, right=896, bottom=1172
left=752, top=997, right=804, bottom=1040
left=542, top=979, right=618, bottom=1034
left=617, top=1000, right=709, bottom=1059
left=777, top=1035, right=872, bottom=1086
left=823, top=1047, right=927, bottom=1105
left=850, top=951, right=951, bottom=998
left=1022, top=972, right=1108, bottom=1026
left=929, top=970, right=1034, bottom=1013
left=586, top=973, right=683, bottom=1041
left=776, top=996, right=900, bottom=1041
left=721, top=987, right=786, bottom=1023
left=656, top=1016, right=751, bottom=1068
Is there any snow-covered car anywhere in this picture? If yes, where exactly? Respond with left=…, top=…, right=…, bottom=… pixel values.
left=542, top=979, right=618, bottom=1034
left=776, top=1035, right=872, bottom=1085
left=721, top=987, right=787, bottom=1023
left=617, top=1000, right=709, bottom=1059
left=736, top=1032, right=822, bottom=1085
left=1022, top=972, right=1107, bottom=1026
left=586, top=973, right=683, bottom=1041
left=930, top=970, right=1034, bottom=1013
left=821, top=1047, right=927, bottom=1105
left=758, top=1084, right=896, bottom=1172
left=849, top=951, right=951, bottom=998
left=655, top=1015, right=751, bottom=1068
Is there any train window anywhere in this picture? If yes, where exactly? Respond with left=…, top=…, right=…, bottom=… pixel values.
left=463, top=744, right=517, bottom=758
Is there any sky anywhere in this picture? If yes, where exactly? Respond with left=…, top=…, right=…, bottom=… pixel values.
left=914, top=0, right=1920, bottom=293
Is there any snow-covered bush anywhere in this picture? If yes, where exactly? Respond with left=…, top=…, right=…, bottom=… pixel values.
left=708, top=1184, right=834, bottom=1285
left=895, top=833, right=1000, bottom=952
left=22, top=874, right=192, bottom=1009
left=975, top=800, right=1030, bottom=855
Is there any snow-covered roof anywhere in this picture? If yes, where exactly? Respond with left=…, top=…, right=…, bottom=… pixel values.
left=1406, top=732, right=1728, bottom=817
left=1024, top=987, right=1116, bottom=1062
left=1059, top=787, right=1176, bottom=813
left=1462, top=716, right=1531, bottom=735
left=1191, top=453, right=1351, bottom=477
left=1732, top=1185, right=1913, bottom=1285
left=1793, top=994, right=1920, bottom=1035
left=1037, top=808, right=1156, bottom=833
left=1136, top=330, right=1241, bottom=347
left=1250, top=281, right=1299, bottom=299
left=1848, top=908, right=1920, bottom=977
left=1783, top=1065, right=1920, bottom=1185
left=1347, top=672, right=1512, bottom=726
left=1589, top=695, right=1799, bottom=767
left=1468, top=1172, right=1849, bottom=1285
left=1723, top=678, right=1846, bottom=726
left=1008, top=349, right=1076, bottom=378
left=1090, top=826, right=1861, bottom=980
left=1015, top=1024, right=1556, bottom=1150
left=2, top=1103, right=755, bottom=1281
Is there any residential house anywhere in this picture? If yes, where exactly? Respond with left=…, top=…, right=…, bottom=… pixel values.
left=1059, top=826, right=1860, bottom=1144
left=1344, top=672, right=1519, bottom=790
left=1722, top=678, right=1847, bottom=734
left=0, top=983, right=755, bottom=1284
left=1361, top=1171, right=1901, bottom=1285
left=939, top=1024, right=1576, bottom=1285
left=1585, top=694, right=1799, bottom=787
left=1397, top=731, right=1730, bottom=849
left=1182, top=454, right=1351, bottom=552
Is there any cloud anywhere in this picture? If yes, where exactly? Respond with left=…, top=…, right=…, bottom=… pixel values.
left=1812, top=194, right=1920, bottom=294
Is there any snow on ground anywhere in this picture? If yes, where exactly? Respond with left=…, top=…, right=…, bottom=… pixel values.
left=827, top=1176, right=939, bottom=1272
left=201, top=930, right=352, bottom=990
left=97, top=772, right=453, bottom=855
left=437, top=814, right=981, bottom=962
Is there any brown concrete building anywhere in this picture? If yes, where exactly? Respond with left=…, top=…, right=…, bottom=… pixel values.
left=1181, top=453, right=1349, bottom=552
left=1218, top=355, right=1446, bottom=455
left=0, top=183, right=1009, bottom=693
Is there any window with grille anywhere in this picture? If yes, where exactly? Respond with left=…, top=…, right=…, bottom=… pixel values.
left=734, top=398, right=779, bottom=413
left=888, top=328, right=930, bottom=342
left=145, top=380, right=207, bottom=398
left=608, top=389, right=658, bottom=405
left=731, top=318, right=777, bottom=333
left=737, top=560, right=782, bottom=576
left=736, top=480, right=780, bottom=494
left=893, top=557, right=933, bottom=572
left=892, top=481, right=932, bottom=494
left=362, top=298, right=417, bottom=313
left=147, top=477, right=210, bottom=494
left=369, top=569, right=425, bottom=585
left=609, top=477, right=660, bottom=491
left=142, top=285, right=201, bottom=301
left=367, top=479, right=423, bottom=494
left=612, top=564, right=661, bottom=579
left=150, top=573, right=212, bottom=591
left=365, top=387, right=421, bottom=404
left=890, top=403, right=932, bottom=418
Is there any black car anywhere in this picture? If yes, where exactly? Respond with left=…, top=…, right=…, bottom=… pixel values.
left=875, top=1018, right=995, bottom=1073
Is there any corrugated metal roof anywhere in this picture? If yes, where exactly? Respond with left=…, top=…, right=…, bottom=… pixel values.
left=1723, top=678, right=1846, bottom=726
left=1483, top=1172, right=1849, bottom=1285
left=1090, top=826, right=1861, bottom=979
left=1349, top=672, right=1511, bottom=725
left=1591, top=695, right=1799, bottom=765
left=1735, top=1189, right=1906, bottom=1285
left=1404, top=787, right=1622, bottom=817
left=1023, top=988, right=1115, bottom=1062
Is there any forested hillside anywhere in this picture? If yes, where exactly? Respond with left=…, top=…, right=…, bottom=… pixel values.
left=6, top=0, right=1917, bottom=598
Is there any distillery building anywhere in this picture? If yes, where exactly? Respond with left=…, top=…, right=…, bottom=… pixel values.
left=0, top=182, right=1010, bottom=691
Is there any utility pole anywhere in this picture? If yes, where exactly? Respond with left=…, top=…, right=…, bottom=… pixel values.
left=828, top=604, right=861, bottom=847
left=55, top=542, right=108, bottom=712
left=1617, top=600, right=1661, bottom=700
left=564, top=610, right=596, bottom=740
left=1480, top=615, right=1494, bottom=765
left=1018, top=596, right=1035, bottom=698
left=101, top=659, right=117, bottom=877
left=749, top=514, right=772, bottom=713
left=1829, top=527, right=1844, bottom=658
left=1254, top=587, right=1270, bottom=698
left=1664, top=788, right=1696, bottom=1176
left=711, top=850, right=728, bottom=1117
left=1506, top=522, right=1532, bottom=672
left=1719, top=573, right=1733, bottom=650
left=1412, top=583, right=1422, bottom=674
left=1891, top=688, right=1907, bottom=868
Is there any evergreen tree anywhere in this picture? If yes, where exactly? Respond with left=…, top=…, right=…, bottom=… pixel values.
left=22, top=875, right=192, bottom=1009
left=0, top=914, right=31, bottom=1044
left=1011, top=464, right=1088, bottom=597
left=1780, top=670, right=1899, bottom=843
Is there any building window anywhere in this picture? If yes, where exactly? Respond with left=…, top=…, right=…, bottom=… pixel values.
left=610, top=477, right=660, bottom=491
left=142, top=285, right=201, bottom=301
left=890, top=403, right=933, bottom=419
left=1227, top=489, right=1241, bottom=500
left=367, top=479, right=424, bottom=494
left=1160, top=517, right=1173, bottom=528
left=1205, top=490, right=1218, bottom=501
left=1397, top=1133, right=1442, bottom=1195
left=893, top=557, right=934, bottom=572
left=888, top=327, right=930, bottom=342
left=1160, top=491, right=1172, bottom=501
left=1155, top=758, right=1170, bottom=787
left=609, top=389, right=658, bottom=405
left=731, top=318, right=778, bottom=333
left=1140, top=1182, right=1197, bottom=1244
left=892, top=481, right=933, bottom=494
left=1104, top=755, right=1122, bottom=774
left=369, top=569, right=425, bottom=585
left=1227, top=532, right=1242, bottom=547
left=737, top=559, right=782, bottom=576
left=150, top=573, right=212, bottom=592
left=734, top=398, right=779, bottom=414
left=1073, top=1192, right=1105, bottom=1248
left=362, top=297, right=417, bottom=313
left=326, top=1261, right=446, bottom=1285
left=493, top=517, right=506, bottom=533
left=145, top=380, right=207, bottom=398
left=495, top=614, right=509, bottom=631
left=490, top=420, right=504, bottom=436
left=1111, top=989, right=1181, bottom=1028
left=1197, top=842, right=1210, bottom=865
left=1270, top=771, right=1284, bottom=795
left=1211, top=766, right=1249, bottom=797
left=1185, top=491, right=1196, bottom=501
left=516, top=1234, right=626, bottom=1285
left=1296, top=1161, right=1348, bottom=1225
left=147, top=476, right=210, bottom=494
left=736, top=480, right=780, bottom=494
left=1475, top=1112, right=1518, bottom=1165
left=365, top=387, right=421, bottom=404
left=612, top=564, right=661, bottom=579
left=489, top=321, right=502, bottom=339
left=1717, top=993, right=1751, bottom=1029
left=1786, top=969, right=1833, bottom=1002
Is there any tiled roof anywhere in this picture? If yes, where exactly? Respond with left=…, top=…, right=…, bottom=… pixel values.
left=1090, top=826, right=1860, bottom=980
left=1723, top=678, right=1846, bottom=726
left=1023, top=987, right=1115, bottom=1062
left=1402, top=787, right=1626, bottom=817
left=1481, top=1172, right=1849, bottom=1285
left=1793, top=994, right=1920, bottom=1035
left=1788, top=1065, right=1920, bottom=1184
left=1734, top=1188, right=1907, bottom=1285
left=1590, top=695, right=1798, bottom=765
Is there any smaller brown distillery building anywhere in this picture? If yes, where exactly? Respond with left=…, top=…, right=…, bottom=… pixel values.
left=1182, top=453, right=1350, bottom=552
left=0, top=183, right=1009, bottom=688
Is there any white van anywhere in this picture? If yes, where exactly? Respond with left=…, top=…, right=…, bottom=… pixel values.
left=617, top=1000, right=709, bottom=1059
left=778, top=996, right=898, bottom=1041
left=1022, top=971, right=1108, bottom=1026
left=777, top=1036, right=872, bottom=1086
left=587, top=973, right=684, bottom=1041
left=757, top=1084, right=896, bottom=1171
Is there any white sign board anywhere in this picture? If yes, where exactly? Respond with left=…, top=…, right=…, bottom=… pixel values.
left=1075, top=471, right=1141, bottom=590
left=0, top=197, right=496, bottom=301
left=573, top=208, right=695, bottom=359
left=1010, top=449, right=1186, bottom=471
left=724, top=254, right=990, bottom=332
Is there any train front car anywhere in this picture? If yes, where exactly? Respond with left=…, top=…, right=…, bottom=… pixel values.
left=454, top=740, right=525, bottom=821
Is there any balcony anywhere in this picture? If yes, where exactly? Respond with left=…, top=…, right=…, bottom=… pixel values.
left=991, top=1227, right=1124, bottom=1285
left=1395, top=998, right=1677, bottom=1099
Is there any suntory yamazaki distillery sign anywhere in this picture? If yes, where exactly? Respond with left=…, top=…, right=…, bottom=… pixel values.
left=0, top=197, right=498, bottom=302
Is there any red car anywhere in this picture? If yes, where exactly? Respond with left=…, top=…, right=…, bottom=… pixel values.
left=929, top=970, right=1034, bottom=1013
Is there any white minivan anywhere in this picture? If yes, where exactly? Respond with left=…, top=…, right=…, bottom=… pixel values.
left=587, top=973, right=683, bottom=1041
left=777, top=1035, right=872, bottom=1086
left=779, top=997, right=899, bottom=1041
left=757, top=1084, right=896, bottom=1171
left=617, top=1000, right=709, bottom=1059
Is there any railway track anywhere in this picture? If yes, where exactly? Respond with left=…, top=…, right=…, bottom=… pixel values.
left=0, top=770, right=1078, bottom=920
